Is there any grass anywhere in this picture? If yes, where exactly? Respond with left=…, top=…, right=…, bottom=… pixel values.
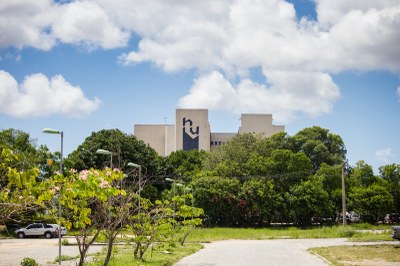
left=87, top=243, right=203, bottom=266
left=310, top=244, right=400, bottom=266
left=53, top=254, right=79, bottom=263
left=186, top=224, right=394, bottom=242
left=80, top=224, right=396, bottom=265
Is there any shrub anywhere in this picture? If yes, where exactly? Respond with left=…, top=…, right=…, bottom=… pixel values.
left=21, top=258, right=39, bottom=266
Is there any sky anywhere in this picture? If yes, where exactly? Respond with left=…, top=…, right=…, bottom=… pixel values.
left=1, top=0, right=399, bottom=173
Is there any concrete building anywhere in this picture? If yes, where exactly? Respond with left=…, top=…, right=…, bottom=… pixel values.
left=134, top=109, right=284, bottom=156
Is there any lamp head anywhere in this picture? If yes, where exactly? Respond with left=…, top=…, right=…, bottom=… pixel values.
left=96, top=149, right=112, bottom=155
left=42, top=128, right=61, bottom=134
left=127, top=162, right=141, bottom=168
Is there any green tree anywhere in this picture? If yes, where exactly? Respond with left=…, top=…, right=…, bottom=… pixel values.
left=239, top=178, right=277, bottom=226
left=0, top=128, right=53, bottom=180
left=349, top=183, right=394, bottom=223
left=66, top=129, right=160, bottom=176
left=38, top=168, right=125, bottom=266
left=163, top=150, right=205, bottom=182
left=255, top=132, right=294, bottom=157
left=288, top=176, right=333, bottom=225
left=314, top=164, right=342, bottom=215
left=348, top=161, right=377, bottom=188
left=202, top=133, right=261, bottom=177
left=292, top=126, right=346, bottom=171
left=129, top=198, right=174, bottom=260
left=379, top=164, right=400, bottom=212
left=0, top=148, right=41, bottom=226
left=192, top=176, right=241, bottom=226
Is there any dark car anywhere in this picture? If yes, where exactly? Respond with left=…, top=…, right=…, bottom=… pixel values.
left=384, top=213, right=400, bottom=224
left=392, top=226, right=400, bottom=240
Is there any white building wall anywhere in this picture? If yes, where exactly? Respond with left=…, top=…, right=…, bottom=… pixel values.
left=239, top=114, right=285, bottom=137
left=134, top=124, right=175, bottom=156
left=176, top=109, right=211, bottom=152
left=134, top=110, right=284, bottom=156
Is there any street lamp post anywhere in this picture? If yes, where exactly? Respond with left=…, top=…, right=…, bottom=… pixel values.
left=127, top=162, right=141, bottom=211
left=42, top=128, right=63, bottom=266
left=96, top=149, right=113, bottom=168
left=165, top=178, right=177, bottom=217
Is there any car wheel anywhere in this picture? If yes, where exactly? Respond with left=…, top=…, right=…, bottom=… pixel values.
left=17, top=232, right=25, bottom=238
left=44, top=232, right=53, bottom=239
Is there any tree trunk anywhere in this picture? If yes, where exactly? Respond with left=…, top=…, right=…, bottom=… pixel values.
left=134, top=242, right=140, bottom=259
left=103, top=228, right=117, bottom=266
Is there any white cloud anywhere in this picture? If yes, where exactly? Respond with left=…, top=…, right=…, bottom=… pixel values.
left=51, top=1, right=130, bottom=49
left=2, top=0, right=400, bottom=119
left=178, top=70, right=339, bottom=122
left=315, top=0, right=400, bottom=29
left=0, top=0, right=129, bottom=50
left=0, top=70, right=101, bottom=118
left=375, top=148, right=395, bottom=164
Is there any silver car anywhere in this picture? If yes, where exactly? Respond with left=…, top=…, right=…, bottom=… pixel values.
left=15, top=223, right=57, bottom=239
left=49, top=224, right=68, bottom=237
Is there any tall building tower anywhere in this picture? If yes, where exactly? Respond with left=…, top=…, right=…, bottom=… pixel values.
left=175, top=109, right=211, bottom=152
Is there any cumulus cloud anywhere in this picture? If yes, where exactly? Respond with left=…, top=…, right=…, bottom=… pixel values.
left=375, top=148, right=395, bottom=164
left=0, top=70, right=100, bottom=118
left=178, top=70, right=339, bottom=122
left=0, top=0, right=129, bottom=50
left=2, top=0, right=400, bottom=120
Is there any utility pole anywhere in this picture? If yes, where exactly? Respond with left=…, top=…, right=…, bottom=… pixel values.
left=342, top=163, right=347, bottom=226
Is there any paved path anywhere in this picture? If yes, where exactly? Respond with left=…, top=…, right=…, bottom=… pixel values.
left=0, top=236, right=104, bottom=266
left=175, top=238, right=395, bottom=266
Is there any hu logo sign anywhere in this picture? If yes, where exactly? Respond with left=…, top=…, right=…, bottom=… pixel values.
left=183, top=117, right=199, bottom=150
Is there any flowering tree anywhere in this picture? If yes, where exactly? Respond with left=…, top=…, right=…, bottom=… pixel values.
left=0, top=148, right=40, bottom=228
left=38, top=167, right=125, bottom=266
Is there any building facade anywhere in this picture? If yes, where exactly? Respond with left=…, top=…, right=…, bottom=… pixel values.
left=134, top=109, right=284, bottom=156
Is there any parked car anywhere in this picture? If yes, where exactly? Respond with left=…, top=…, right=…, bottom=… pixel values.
left=311, top=216, right=333, bottom=225
left=349, top=212, right=361, bottom=223
left=392, top=226, right=400, bottom=240
left=338, top=211, right=361, bottom=223
left=384, top=213, right=400, bottom=224
left=338, top=212, right=350, bottom=223
left=49, top=224, right=68, bottom=237
left=15, top=223, right=57, bottom=239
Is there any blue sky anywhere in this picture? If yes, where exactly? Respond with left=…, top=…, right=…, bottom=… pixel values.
left=1, top=0, right=399, bottom=172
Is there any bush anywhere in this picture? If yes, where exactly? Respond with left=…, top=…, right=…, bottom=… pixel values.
left=21, top=258, right=39, bottom=266
left=338, top=228, right=356, bottom=238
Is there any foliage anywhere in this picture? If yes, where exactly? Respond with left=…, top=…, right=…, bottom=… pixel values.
left=0, top=128, right=54, bottom=179
left=291, top=126, right=346, bottom=171
left=65, top=129, right=161, bottom=176
left=349, top=183, right=394, bottom=223
left=163, top=150, right=205, bottom=183
left=129, top=198, right=175, bottom=260
left=129, top=192, right=204, bottom=260
left=185, top=225, right=393, bottom=242
left=20, top=257, right=39, bottom=266
left=347, top=160, right=378, bottom=188
left=192, top=176, right=241, bottom=226
left=379, top=164, right=400, bottom=212
left=0, top=148, right=41, bottom=225
left=88, top=243, right=203, bottom=266
left=239, top=178, right=277, bottom=226
left=314, top=164, right=342, bottom=214
left=287, top=176, right=333, bottom=225
left=38, top=168, right=125, bottom=266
